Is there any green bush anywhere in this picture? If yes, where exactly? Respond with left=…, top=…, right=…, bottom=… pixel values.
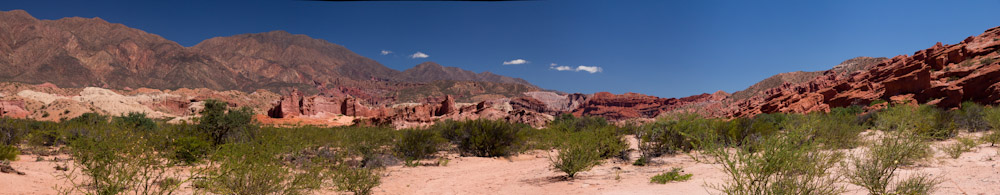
left=394, top=129, right=445, bottom=162
left=798, top=109, right=865, bottom=149
left=28, top=128, right=61, bottom=147
left=550, top=131, right=603, bottom=178
left=66, top=113, right=108, bottom=126
left=544, top=114, right=626, bottom=159
left=197, top=100, right=258, bottom=145
left=438, top=119, right=524, bottom=157
left=952, top=102, right=990, bottom=132
left=874, top=105, right=955, bottom=140
left=638, top=114, right=716, bottom=157
left=587, top=125, right=628, bottom=159
left=64, top=126, right=183, bottom=195
left=983, top=131, right=1000, bottom=147
left=337, top=126, right=395, bottom=168
left=333, top=167, right=381, bottom=195
left=548, top=114, right=611, bottom=133
left=639, top=120, right=695, bottom=156
left=0, top=144, right=18, bottom=161
left=0, top=118, right=28, bottom=146
left=893, top=174, right=941, bottom=195
left=112, top=112, right=157, bottom=131
left=200, top=139, right=322, bottom=195
left=941, top=137, right=978, bottom=159
left=843, top=132, right=936, bottom=195
left=984, top=105, right=1000, bottom=130
left=707, top=126, right=844, bottom=194
left=170, top=136, right=212, bottom=165
left=650, top=167, right=692, bottom=184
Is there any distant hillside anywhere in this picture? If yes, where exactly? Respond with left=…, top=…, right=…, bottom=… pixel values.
left=0, top=9, right=537, bottom=102
left=730, top=57, right=887, bottom=101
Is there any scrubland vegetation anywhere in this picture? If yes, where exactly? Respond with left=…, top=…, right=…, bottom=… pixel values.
left=1, top=100, right=1000, bottom=194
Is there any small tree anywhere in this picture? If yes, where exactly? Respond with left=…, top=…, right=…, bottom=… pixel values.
left=843, top=132, right=939, bottom=194
left=112, top=112, right=157, bottom=131
left=551, top=132, right=603, bottom=178
left=197, top=100, right=257, bottom=145
left=707, top=124, right=844, bottom=194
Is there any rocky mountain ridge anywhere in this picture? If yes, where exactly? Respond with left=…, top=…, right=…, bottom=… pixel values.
left=0, top=10, right=536, bottom=104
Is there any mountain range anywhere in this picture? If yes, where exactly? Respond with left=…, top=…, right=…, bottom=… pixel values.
left=0, top=10, right=535, bottom=102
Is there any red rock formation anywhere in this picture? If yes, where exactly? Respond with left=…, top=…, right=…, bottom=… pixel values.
left=436, top=95, right=456, bottom=116
left=510, top=96, right=555, bottom=115
left=0, top=100, right=30, bottom=118
left=302, top=96, right=344, bottom=116
left=267, top=90, right=303, bottom=118
left=728, top=26, right=1000, bottom=117
left=571, top=92, right=725, bottom=120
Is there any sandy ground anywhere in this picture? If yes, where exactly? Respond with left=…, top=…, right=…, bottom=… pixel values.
left=2, top=138, right=999, bottom=195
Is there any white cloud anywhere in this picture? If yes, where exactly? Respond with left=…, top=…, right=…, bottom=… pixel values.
left=410, top=52, right=429, bottom=59
left=550, top=64, right=604, bottom=73
left=551, top=66, right=573, bottom=71
left=502, top=59, right=529, bottom=65
left=576, top=65, right=603, bottom=73
left=380, top=50, right=392, bottom=55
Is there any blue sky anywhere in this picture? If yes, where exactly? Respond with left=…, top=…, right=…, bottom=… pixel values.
left=5, top=0, right=999, bottom=98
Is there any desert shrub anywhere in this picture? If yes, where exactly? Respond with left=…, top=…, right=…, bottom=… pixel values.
left=0, top=118, right=28, bottom=146
left=959, top=58, right=975, bottom=67
left=551, top=131, right=603, bottom=178
left=63, top=126, right=183, bottom=195
left=983, top=131, right=1000, bottom=146
left=984, top=105, right=1000, bottom=130
left=952, top=102, right=990, bottom=132
left=650, top=167, right=692, bottom=184
left=638, top=113, right=719, bottom=157
left=801, top=107, right=866, bottom=149
left=548, top=113, right=611, bottom=133
left=941, top=137, right=978, bottom=159
left=394, top=129, right=445, bottom=163
left=333, top=167, right=381, bottom=195
left=640, top=119, right=693, bottom=156
left=200, top=137, right=322, bottom=195
left=0, top=144, right=18, bottom=161
left=113, top=112, right=157, bottom=131
left=438, top=119, right=524, bottom=157
left=544, top=114, right=626, bottom=159
left=842, top=132, right=937, bottom=195
left=27, top=128, right=61, bottom=147
left=520, top=126, right=566, bottom=150
left=586, top=125, right=628, bottom=159
left=892, top=174, right=941, bottom=195
left=170, top=136, right=212, bottom=165
left=336, top=126, right=395, bottom=168
left=66, top=112, right=108, bottom=126
left=981, top=57, right=996, bottom=65
left=632, top=156, right=649, bottom=166
left=197, top=99, right=258, bottom=145
left=707, top=125, right=844, bottom=195
left=874, top=105, right=956, bottom=140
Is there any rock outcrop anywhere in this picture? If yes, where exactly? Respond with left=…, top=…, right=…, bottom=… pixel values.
left=570, top=91, right=729, bottom=120
left=727, top=26, right=1000, bottom=117
left=267, top=91, right=554, bottom=128
left=0, top=100, right=29, bottom=118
